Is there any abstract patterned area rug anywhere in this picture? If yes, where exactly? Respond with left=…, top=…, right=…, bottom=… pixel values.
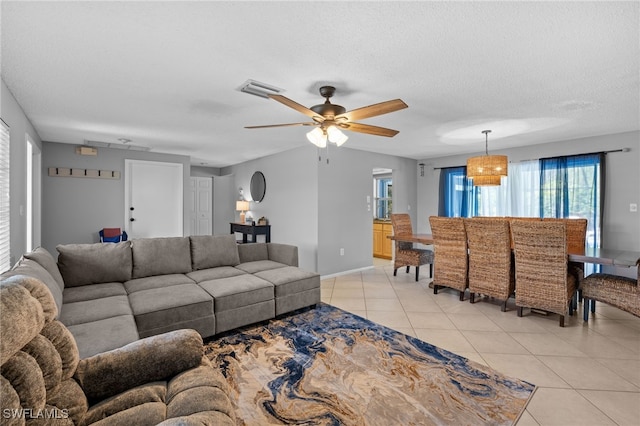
left=204, top=303, right=535, bottom=425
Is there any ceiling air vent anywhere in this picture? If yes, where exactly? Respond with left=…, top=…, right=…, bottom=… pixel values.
left=238, top=79, right=283, bottom=99
left=84, top=140, right=151, bottom=152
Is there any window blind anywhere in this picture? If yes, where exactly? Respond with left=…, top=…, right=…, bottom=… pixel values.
left=0, top=119, right=10, bottom=272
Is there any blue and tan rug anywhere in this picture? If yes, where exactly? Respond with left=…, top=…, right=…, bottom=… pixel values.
left=204, top=303, right=535, bottom=425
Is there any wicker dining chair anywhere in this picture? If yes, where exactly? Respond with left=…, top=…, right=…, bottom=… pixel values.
left=429, top=216, right=468, bottom=301
left=582, top=259, right=640, bottom=321
left=543, top=218, right=588, bottom=294
left=464, top=217, right=515, bottom=311
left=511, top=219, right=577, bottom=327
left=390, top=214, right=434, bottom=281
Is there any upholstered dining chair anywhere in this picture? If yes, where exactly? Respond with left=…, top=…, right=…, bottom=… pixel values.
left=510, top=219, right=577, bottom=327
left=464, top=217, right=515, bottom=311
left=390, top=214, right=434, bottom=281
left=582, top=259, right=640, bottom=321
left=428, top=216, right=468, bottom=301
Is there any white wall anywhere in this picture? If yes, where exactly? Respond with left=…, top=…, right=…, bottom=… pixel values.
left=417, top=131, right=640, bottom=251
left=1, top=79, right=43, bottom=266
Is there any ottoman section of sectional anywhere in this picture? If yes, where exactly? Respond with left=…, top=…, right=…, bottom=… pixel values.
left=126, top=276, right=215, bottom=339
left=59, top=292, right=139, bottom=358
left=254, top=266, right=321, bottom=315
left=67, top=315, right=140, bottom=359
left=198, top=274, right=274, bottom=334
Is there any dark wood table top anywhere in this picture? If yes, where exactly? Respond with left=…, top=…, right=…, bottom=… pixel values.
left=388, top=234, right=640, bottom=267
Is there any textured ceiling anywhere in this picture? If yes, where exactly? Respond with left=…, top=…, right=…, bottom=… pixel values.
left=1, top=1, right=638, bottom=167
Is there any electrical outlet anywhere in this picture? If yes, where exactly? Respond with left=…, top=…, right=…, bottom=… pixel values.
left=631, top=203, right=638, bottom=212
left=340, top=248, right=345, bottom=256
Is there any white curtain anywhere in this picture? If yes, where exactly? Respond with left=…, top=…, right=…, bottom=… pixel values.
left=476, top=160, right=540, bottom=217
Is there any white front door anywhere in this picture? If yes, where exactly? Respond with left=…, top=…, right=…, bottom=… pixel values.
left=124, top=159, right=183, bottom=239
left=189, top=177, right=212, bottom=235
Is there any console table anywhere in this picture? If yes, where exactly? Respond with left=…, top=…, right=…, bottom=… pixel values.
left=230, top=222, right=271, bottom=243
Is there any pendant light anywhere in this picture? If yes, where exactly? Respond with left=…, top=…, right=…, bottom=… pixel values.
left=466, top=130, right=508, bottom=186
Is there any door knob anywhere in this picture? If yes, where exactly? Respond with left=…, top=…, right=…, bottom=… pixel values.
left=130, top=218, right=136, bottom=222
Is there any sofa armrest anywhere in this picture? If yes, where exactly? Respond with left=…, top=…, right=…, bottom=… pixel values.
left=267, top=243, right=298, bottom=267
left=74, top=329, right=203, bottom=401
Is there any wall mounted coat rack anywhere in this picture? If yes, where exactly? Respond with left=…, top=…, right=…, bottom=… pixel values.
left=48, top=167, right=121, bottom=180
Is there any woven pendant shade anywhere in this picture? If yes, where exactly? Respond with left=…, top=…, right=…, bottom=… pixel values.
left=467, top=130, right=508, bottom=186
left=466, top=155, right=508, bottom=186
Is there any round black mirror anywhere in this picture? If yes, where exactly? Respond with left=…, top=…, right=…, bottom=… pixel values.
left=250, top=171, right=266, bottom=203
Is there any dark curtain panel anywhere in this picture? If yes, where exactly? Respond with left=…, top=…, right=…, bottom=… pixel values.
left=438, top=167, right=471, bottom=217
left=540, top=153, right=602, bottom=247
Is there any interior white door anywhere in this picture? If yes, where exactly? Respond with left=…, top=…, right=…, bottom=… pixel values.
left=125, top=159, right=183, bottom=239
left=189, top=177, right=212, bottom=235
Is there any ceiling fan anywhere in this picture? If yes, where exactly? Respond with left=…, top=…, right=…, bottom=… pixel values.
left=245, top=86, right=408, bottom=148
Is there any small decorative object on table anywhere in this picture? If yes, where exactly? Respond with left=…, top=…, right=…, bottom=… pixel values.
left=258, top=217, right=268, bottom=225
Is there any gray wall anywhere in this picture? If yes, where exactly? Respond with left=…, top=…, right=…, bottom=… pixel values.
left=41, top=142, right=191, bottom=255
left=224, top=144, right=418, bottom=276
left=223, top=145, right=320, bottom=272
left=1, top=79, right=43, bottom=267
left=317, top=148, right=417, bottom=276
left=417, top=131, right=640, bottom=252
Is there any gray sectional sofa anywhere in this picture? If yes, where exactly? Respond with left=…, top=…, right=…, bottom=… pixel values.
left=1, top=234, right=320, bottom=358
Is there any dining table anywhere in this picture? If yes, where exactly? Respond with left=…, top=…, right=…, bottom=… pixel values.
left=388, top=234, right=640, bottom=267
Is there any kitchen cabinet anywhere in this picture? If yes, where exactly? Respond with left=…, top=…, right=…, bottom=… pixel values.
left=373, top=221, right=393, bottom=259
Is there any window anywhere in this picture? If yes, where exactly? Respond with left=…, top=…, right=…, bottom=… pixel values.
left=0, top=119, right=10, bottom=272
left=374, top=176, right=392, bottom=219
left=438, top=154, right=602, bottom=250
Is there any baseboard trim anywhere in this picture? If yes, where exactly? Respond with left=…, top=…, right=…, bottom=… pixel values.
left=320, top=265, right=375, bottom=280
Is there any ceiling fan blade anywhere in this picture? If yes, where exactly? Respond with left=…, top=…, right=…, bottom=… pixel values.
left=245, top=122, right=318, bottom=129
left=269, top=95, right=325, bottom=122
left=336, top=99, right=408, bottom=122
left=343, top=122, right=400, bottom=137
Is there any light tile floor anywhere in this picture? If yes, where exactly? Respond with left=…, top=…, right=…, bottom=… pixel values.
left=321, top=259, right=640, bottom=426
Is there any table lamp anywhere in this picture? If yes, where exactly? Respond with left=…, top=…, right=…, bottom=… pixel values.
left=236, top=200, right=250, bottom=223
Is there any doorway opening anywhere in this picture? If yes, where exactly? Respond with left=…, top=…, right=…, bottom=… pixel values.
left=372, top=168, right=393, bottom=263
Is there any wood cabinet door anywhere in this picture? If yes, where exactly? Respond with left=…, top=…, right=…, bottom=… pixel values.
left=373, top=225, right=383, bottom=257
left=382, top=224, right=393, bottom=258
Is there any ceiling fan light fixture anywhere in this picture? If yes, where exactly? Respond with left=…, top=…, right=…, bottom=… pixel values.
left=466, top=130, right=508, bottom=186
left=327, top=125, right=348, bottom=146
left=306, top=127, right=327, bottom=148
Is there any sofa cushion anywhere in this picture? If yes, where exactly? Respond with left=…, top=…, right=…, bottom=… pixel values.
left=186, top=267, right=246, bottom=284
left=235, top=260, right=287, bottom=274
left=23, top=247, right=65, bottom=290
left=125, top=274, right=195, bottom=294
left=190, top=235, right=240, bottom=270
left=2, top=259, right=63, bottom=316
left=60, top=296, right=133, bottom=326
left=57, top=242, right=132, bottom=287
left=128, top=284, right=213, bottom=336
left=82, top=382, right=167, bottom=426
left=254, top=266, right=320, bottom=297
left=237, top=243, right=269, bottom=263
left=67, top=315, right=139, bottom=359
left=198, top=275, right=273, bottom=312
left=63, top=282, right=127, bottom=304
left=131, top=237, right=192, bottom=279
